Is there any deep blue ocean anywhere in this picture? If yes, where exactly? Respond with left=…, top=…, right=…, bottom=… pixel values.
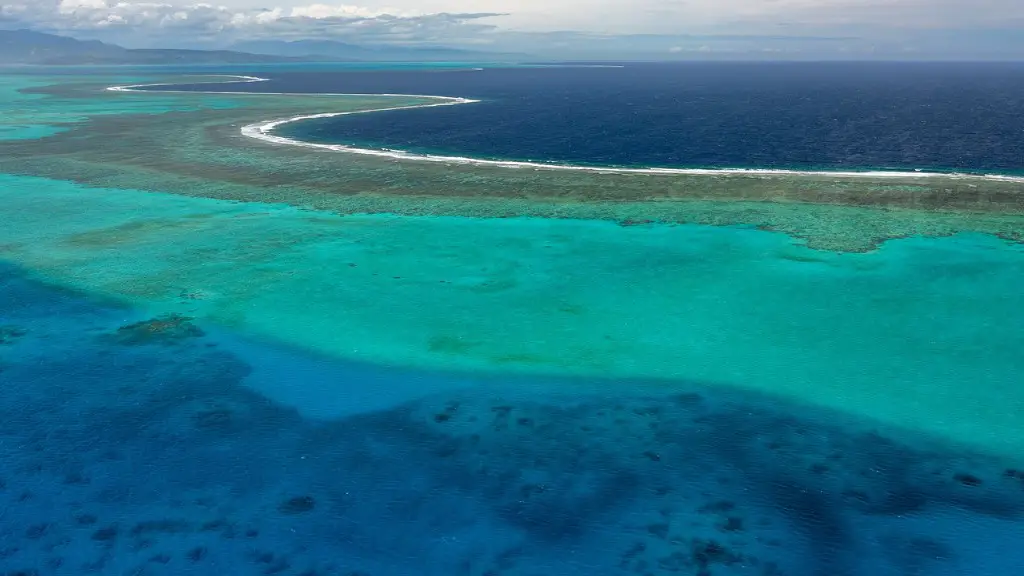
left=255, top=62, right=1024, bottom=173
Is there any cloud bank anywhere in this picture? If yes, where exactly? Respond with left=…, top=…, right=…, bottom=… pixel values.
left=2, top=0, right=1023, bottom=58
left=0, top=0, right=503, bottom=46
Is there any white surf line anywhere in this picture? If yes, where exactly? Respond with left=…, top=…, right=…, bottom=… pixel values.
left=108, top=75, right=1024, bottom=183
left=107, top=74, right=271, bottom=92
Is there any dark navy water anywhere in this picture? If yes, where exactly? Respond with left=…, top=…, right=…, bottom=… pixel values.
left=260, top=62, right=1024, bottom=173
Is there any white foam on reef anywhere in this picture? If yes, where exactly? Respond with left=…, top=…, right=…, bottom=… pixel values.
left=107, top=75, right=270, bottom=92
left=109, top=75, right=1024, bottom=183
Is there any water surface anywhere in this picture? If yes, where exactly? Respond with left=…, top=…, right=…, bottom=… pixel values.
left=271, top=62, right=1024, bottom=174
left=0, top=67, right=1022, bottom=576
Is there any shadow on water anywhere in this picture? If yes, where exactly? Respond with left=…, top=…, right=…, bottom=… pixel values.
left=2, top=260, right=1023, bottom=575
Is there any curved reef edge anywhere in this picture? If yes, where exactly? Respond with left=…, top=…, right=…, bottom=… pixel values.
left=1, top=72, right=1022, bottom=254
left=112, top=75, right=1024, bottom=184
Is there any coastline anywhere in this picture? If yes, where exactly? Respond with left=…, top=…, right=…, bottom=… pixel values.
left=110, top=74, right=1024, bottom=184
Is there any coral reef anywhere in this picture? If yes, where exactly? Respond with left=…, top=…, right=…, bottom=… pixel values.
left=2, top=74, right=1024, bottom=254
left=112, top=314, right=205, bottom=345
left=0, top=325, right=26, bottom=345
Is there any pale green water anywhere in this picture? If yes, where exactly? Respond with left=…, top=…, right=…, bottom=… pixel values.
left=2, top=172, right=1022, bottom=457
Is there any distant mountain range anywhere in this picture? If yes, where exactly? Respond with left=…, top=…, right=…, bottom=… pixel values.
left=230, top=39, right=523, bottom=62
left=0, top=29, right=523, bottom=65
left=0, top=30, right=308, bottom=65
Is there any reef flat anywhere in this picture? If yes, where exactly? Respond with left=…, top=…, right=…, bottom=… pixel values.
left=0, top=73, right=1022, bottom=252
left=1, top=172, right=1023, bottom=460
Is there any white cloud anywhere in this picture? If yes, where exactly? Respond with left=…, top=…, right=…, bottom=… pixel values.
left=742, top=0, right=1023, bottom=28
left=59, top=0, right=108, bottom=11
left=13, top=0, right=1021, bottom=38
left=0, top=0, right=503, bottom=45
left=287, top=3, right=404, bottom=18
left=302, top=0, right=1023, bottom=33
left=1, top=0, right=1022, bottom=57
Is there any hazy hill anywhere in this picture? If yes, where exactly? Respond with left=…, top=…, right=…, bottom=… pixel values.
left=231, top=39, right=522, bottom=62
left=0, top=30, right=304, bottom=65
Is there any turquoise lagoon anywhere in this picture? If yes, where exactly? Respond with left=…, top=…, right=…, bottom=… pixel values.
left=1, top=69, right=1024, bottom=575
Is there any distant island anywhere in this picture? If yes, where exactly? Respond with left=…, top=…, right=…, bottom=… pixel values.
left=0, top=30, right=303, bottom=65
left=230, top=39, right=524, bottom=62
left=0, top=29, right=523, bottom=65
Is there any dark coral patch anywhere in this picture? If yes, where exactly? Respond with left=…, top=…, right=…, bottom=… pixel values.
left=0, top=325, right=27, bottom=344
left=691, top=539, right=743, bottom=569
left=954, top=473, right=983, bottom=487
left=113, top=314, right=204, bottom=345
left=187, top=546, right=208, bottom=562
left=279, top=496, right=316, bottom=515
left=90, top=526, right=118, bottom=541
left=720, top=517, right=745, bottom=532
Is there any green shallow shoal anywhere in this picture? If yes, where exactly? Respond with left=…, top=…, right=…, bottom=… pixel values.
left=1, top=173, right=1022, bottom=458
left=0, top=74, right=253, bottom=141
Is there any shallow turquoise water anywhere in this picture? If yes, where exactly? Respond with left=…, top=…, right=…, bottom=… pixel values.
left=1, top=72, right=1024, bottom=575
left=4, top=250, right=1024, bottom=575
left=2, top=173, right=1022, bottom=453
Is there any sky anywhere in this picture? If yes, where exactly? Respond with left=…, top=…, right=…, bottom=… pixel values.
left=2, top=0, right=1023, bottom=59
